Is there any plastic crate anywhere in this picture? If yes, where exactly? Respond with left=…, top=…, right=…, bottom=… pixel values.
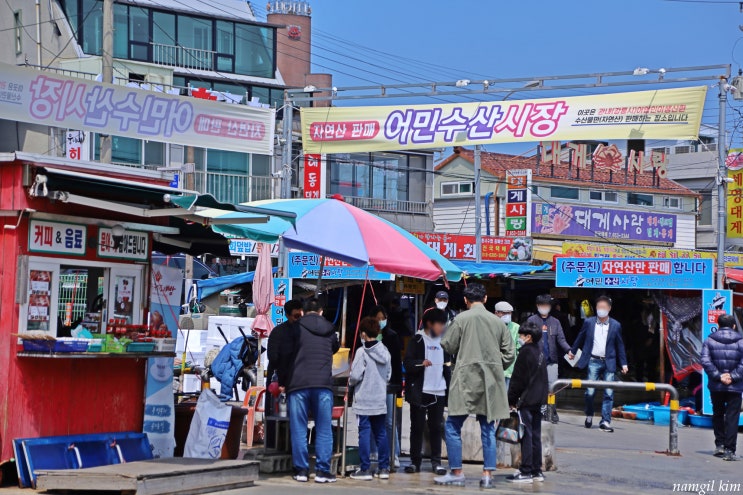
left=23, top=339, right=89, bottom=353
left=126, top=342, right=156, bottom=353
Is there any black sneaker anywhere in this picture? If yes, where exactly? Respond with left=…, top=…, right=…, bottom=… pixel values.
left=404, top=464, right=420, bottom=474
left=551, top=409, right=559, bottom=424
left=585, top=417, right=593, bottom=429
left=506, top=472, right=533, bottom=484
left=350, top=468, right=373, bottom=481
left=293, top=470, right=309, bottom=482
left=479, top=476, right=494, bottom=488
left=599, top=422, right=614, bottom=433
left=432, top=464, right=447, bottom=475
left=723, top=450, right=737, bottom=462
left=377, top=468, right=390, bottom=480
left=714, top=446, right=726, bottom=457
left=532, top=471, right=545, bottom=482
left=315, top=471, right=337, bottom=483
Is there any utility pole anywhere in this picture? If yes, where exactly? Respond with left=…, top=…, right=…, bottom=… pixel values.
left=99, top=0, right=113, bottom=163
left=717, top=77, right=728, bottom=289
left=474, top=145, right=482, bottom=263
left=277, top=95, right=293, bottom=276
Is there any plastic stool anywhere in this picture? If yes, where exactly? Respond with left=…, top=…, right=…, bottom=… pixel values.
left=242, top=386, right=266, bottom=448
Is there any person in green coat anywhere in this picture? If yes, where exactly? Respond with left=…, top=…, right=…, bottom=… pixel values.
left=495, top=301, right=521, bottom=389
left=434, top=283, right=516, bottom=488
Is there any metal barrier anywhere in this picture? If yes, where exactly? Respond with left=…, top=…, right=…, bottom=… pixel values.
left=548, top=379, right=680, bottom=456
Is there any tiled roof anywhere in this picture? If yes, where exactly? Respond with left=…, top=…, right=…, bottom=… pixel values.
left=436, top=147, right=699, bottom=197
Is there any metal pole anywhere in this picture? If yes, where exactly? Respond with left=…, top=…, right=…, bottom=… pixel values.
left=548, top=379, right=680, bottom=455
left=99, top=0, right=113, bottom=163
left=340, top=286, right=348, bottom=347
left=717, top=77, right=728, bottom=289
left=277, top=97, right=293, bottom=276
left=474, top=145, right=482, bottom=263
left=35, top=0, right=42, bottom=65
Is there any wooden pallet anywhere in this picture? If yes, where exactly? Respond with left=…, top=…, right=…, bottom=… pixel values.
left=35, top=458, right=259, bottom=495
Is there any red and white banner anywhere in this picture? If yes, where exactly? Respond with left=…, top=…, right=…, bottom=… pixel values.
left=303, top=153, right=326, bottom=199
left=413, top=232, right=532, bottom=262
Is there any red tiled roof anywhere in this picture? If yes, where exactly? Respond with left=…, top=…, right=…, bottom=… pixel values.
left=436, top=147, right=699, bottom=197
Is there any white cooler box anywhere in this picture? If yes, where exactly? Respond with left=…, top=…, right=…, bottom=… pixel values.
left=206, top=316, right=255, bottom=346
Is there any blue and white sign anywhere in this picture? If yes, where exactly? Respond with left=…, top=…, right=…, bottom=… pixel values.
left=555, top=258, right=714, bottom=290
left=229, top=239, right=278, bottom=257
left=287, top=252, right=394, bottom=281
left=702, top=289, right=733, bottom=415
left=271, top=278, right=291, bottom=327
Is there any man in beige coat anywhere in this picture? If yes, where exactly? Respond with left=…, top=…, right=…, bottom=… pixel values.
left=435, top=283, right=516, bottom=488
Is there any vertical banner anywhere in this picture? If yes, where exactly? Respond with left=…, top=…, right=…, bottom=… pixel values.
left=271, top=278, right=291, bottom=327
left=728, top=169, right=743, bottom=238
left=701, top=289, right=732, bottom=415
left=65, top=130, right=89, bottom=161
left=303, top=153, right=326, bottom=199
left=145, top=262, right=184, bottom=457
left=505, top=169, right=531, bottom=236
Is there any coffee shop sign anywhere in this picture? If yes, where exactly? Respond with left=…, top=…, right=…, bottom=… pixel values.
left=539, top=141, right=668, bottom=178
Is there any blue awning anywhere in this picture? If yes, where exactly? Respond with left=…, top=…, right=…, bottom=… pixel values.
left=195, top=268, right=278, bottom=300
left=452, top=261, right=552, bottom=277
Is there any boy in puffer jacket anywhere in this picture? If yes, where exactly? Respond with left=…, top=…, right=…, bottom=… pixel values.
left=349, top=317, right=392, bottom=480
left=701, top=313, right=743, bottom=461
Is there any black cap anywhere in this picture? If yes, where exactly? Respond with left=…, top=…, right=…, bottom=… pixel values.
left=435, top=291, right=449, bottom=300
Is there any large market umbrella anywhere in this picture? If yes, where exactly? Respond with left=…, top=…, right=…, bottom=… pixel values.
left=203, top=198, right=462, bottom=282
left=251, top=242, right=274, bottom=387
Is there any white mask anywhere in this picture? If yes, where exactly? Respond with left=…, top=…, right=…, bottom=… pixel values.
left=537, top=306, right=551, bottom=316
left=518, top=337, right=527, bottom=346
left=597, top=309, right=610, bottom=319
left=500, top=314, right=512, bottom=324
left=436, top=301, right=448, bottom=310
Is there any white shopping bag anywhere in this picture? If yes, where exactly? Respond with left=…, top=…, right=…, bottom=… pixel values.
left=183, top=389, right=231, bottom=459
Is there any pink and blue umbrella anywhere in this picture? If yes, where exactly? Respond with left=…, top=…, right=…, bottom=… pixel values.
left=206, top=198, right=462, bottom=282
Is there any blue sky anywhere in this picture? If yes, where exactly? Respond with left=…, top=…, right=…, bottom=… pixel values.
left=262, top=0, right=743, bottom=142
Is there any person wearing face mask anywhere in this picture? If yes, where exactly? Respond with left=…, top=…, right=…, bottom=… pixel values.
left=433, top=291, right=457, bottom=323
left=494, top=301, right=520, bottom=389
left=369, top=305, right=403, bottom=469
left=568, top=295, right=628, bottom=433
left=524, top=294, right=570, bottom=423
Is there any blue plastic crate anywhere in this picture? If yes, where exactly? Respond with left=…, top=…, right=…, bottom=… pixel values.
left=22, top=339, right=89, bottom=353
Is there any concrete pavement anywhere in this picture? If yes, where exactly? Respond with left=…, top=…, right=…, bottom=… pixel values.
left=1, top=412, right=739, bottom=494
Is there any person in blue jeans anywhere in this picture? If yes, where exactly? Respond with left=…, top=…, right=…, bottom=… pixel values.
left=287, top=298, right=340, bottom=483
left=349, top=317, right=392, bottom=480
left=568, top=295, right=628, bottom=433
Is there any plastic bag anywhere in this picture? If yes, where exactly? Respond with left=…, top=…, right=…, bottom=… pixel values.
left=183, top=389, right=231, bottom=458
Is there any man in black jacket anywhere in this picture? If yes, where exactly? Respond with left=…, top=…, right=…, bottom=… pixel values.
left=267, top=299, right=303, bottom=388
left=403, top=309, right=451, bottom=475
left=507, top=321, right=548, bottom=485
left=287, top=298, right=340, bottom=484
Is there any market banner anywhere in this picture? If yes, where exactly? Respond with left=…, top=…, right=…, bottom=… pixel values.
left=701, top=289, right=732, bottom=415
left=413, top=232, right=532, bottom=262
left=300, top=86, right=707, bottom=153
left=728, top=169, right=743, bottom=238
left=287, top=252, right=394, bottom=280
left=562, top=241, right=743, bottom=267
left=555, top=257, right=714, bottom=290
left=0, top=63, right=274, bottom=155
left=505, top=169, right=532, bottom=236
left=533, top=203, right=677, bottom=243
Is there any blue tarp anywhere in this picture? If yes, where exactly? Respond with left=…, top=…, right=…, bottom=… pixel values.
left=452, top=261, right=552, bottom=277
left=195, top=268, right=277, bottom=300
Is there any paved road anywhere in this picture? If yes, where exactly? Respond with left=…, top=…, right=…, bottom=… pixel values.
left=2, top=413, right=738, bottom=494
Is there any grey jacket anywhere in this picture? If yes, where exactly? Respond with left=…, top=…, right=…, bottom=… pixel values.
left=349, top=341, right=391, bottom=416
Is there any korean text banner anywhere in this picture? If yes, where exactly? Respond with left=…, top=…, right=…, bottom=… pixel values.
left=300, top=86, right=707, bottom=153
left=0, top=63, right=274, bottom=155
left=702, top=289, right=733, bottom=415
left=555, top=257, right=713, bottom=290
left=533, top=203, right=677, bottom=243
left=287, top=252, right=394, bottom=281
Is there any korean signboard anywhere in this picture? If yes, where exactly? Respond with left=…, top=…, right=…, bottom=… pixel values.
left=287, top=252, right=394, bottom=281
left=728, top=169, right=743, bottom=238
left=300, top=87, right=707, bottom=153
left=28, top=220, right=86, bottom=256
left=555, top=258, right=713, bottom=290
left=65, top=130, right=89, bottom=161
left=412, top=232, right=533, bottom=262
left=229, top=239, right=279, bottom=257
left=562, top=241, right=743, bottom=267
left=505, top=169, right=531, bottom=236
left=303, top=153, right=326, bottom=199
left=395, top=276, right=425, bottom=295
left=539, top=141, right=668, bottom=180
left=701, top=289, right=733, bottom=415
left=98, top=228, right=149, bottom=261
left=533, top=203, right=677, bottom=244
left=271, top=278, right=291, bottom=327
left=0, top=63, right=274, bottom=155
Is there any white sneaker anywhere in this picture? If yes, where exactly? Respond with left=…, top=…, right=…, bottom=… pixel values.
left=434, top=473, right=466, bottom=486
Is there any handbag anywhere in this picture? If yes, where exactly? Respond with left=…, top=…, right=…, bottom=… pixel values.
left=495, top=353, right=545, bottom=444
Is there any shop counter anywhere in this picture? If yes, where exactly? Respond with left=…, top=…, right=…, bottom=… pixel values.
left=17, top=351, right=177, bottom=359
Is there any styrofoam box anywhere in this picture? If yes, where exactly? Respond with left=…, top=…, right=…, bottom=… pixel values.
left=207, top=316, right=255, bottom=346
left=175, top=330, right=207, bottom=353
left=182, top=374, right=202, bottom=393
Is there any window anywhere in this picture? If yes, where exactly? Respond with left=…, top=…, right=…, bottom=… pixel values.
left=81, top=0, right=103, bottom=55
left=627, top=192, right=654, bottom=206
left=698, top=191, right=713, bottom=226
left=589, top=190, right=618, bottom=203
left=663, top=196, right=682, bottom=209
left=235, top=24, right=275, bottom=78
left=441, top=181, right=474, bottom=196
left=550, top=186, right=579, bottom=200
left=94, top=135, right=141, bottom=164
left=128, top=7, right=150, bottom=61
left=14, top=11, right=22, bottom=55
left=329, top=152, right=424, bottom=203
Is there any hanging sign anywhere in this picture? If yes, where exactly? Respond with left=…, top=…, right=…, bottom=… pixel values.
left=271, top=278, right=291, bottom=327
left=28, top=220, right=86, bottom=256
left=287, top=252, right=394, bottom=281
left=505, top=169, right=531, bottom=236
left=413, top=232, right=532, bottom=262
left=300, top=87, right=707, bottom=153
left=229, top=239, right=279, bottom=257
left=303, top=153, right=326, bottom=199
left=555, top=257, right=713, bottom=289
left=728, top=169, right=743, bottom=238
left=65, top=130, right=89, bottom=161
left=98, top=228, right=149, bottom=260
left=701, top=289, right=733, bottom=415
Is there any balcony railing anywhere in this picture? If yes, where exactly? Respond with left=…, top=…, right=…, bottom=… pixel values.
left=151, top=42, right=215, bottom=71
left=198, top=172, right=276, bottom=205
left=342, top=196, right=429, bottom=216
